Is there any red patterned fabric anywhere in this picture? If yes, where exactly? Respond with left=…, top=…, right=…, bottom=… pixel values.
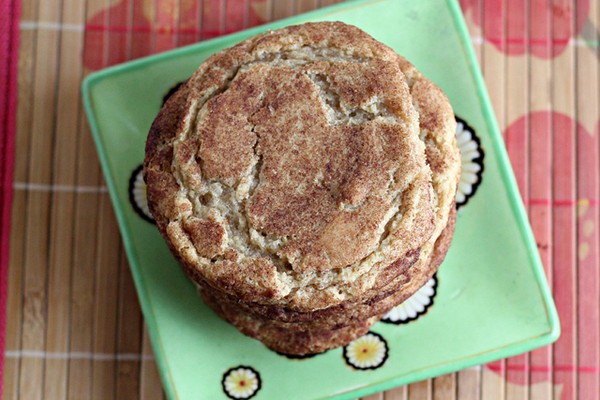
left=0, top=0, right=21, bottom=393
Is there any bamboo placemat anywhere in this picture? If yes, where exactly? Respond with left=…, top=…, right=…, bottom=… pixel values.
left=3, top=0, right=600, bottom=399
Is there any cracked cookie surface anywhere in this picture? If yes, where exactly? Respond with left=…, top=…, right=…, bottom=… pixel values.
left=144, top=22, right=436, bottom=311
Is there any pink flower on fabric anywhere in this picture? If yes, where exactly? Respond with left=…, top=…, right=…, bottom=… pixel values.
left=84, top=0, right=266, bottom=70
left=459, top=0, right=591, bottom=59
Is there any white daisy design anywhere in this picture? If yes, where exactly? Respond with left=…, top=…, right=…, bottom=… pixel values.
left=455, top=117, right=484, bottom=208
left=128, top=165, right=154, bottom=223
left=222, top=366, right=261, bottom=400
left=381, top=276, right=437, bottom=324
left=343, top=332, right=388, bottom=370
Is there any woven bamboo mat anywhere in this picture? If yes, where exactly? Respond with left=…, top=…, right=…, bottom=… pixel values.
left=3, top=0, right=600, bottom=399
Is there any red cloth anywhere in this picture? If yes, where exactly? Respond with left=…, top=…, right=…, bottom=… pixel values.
left=0, top=0, right=21, bottom=393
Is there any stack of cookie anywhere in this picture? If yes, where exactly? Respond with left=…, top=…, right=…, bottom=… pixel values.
left=144, top=22, right=461, bottom=355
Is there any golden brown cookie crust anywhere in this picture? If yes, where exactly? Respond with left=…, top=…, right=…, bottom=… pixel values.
left=199, top=283, right=380, bottom=355
left=197, top=207, right=456, bottom=355
left=144, top=22, right=437, bottom=310
left=197, top=205, right=455, bottom=329
left=179, top=55, right=462, bottom=331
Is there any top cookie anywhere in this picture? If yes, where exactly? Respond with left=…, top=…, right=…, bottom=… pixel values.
left=144, top=22, right=436, bottom=310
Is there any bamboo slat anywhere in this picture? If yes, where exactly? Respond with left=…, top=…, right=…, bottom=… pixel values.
left=504, top=1, right=530, bottom=397
left=115, top=251, right=144, bottom=399
left=42, top=0, right=87, bottom=398
left=90, top=194, right=122, bottom=399
left=551, top=2, right=578, bottom=398
left=18, top=0, right=63, bottom=397
left=384, top=386, right=408, bottom=400
left=527, top=1, right=554, bottom=399
left=433, top=373, right=456, bottom=400
left=407, top=379, right=432, bottom=400
left=456, top=368, right=480, bottom=400
left=575, top=1, right=600, bottom=399
left=66, top=2, right=105, bottom=397
left=140, top=326, right=165, bottom=400
left=479, top=2, right=506, bottom=396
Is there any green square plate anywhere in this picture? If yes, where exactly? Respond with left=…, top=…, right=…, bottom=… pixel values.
left=82, top=0, right=560, bottom=399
